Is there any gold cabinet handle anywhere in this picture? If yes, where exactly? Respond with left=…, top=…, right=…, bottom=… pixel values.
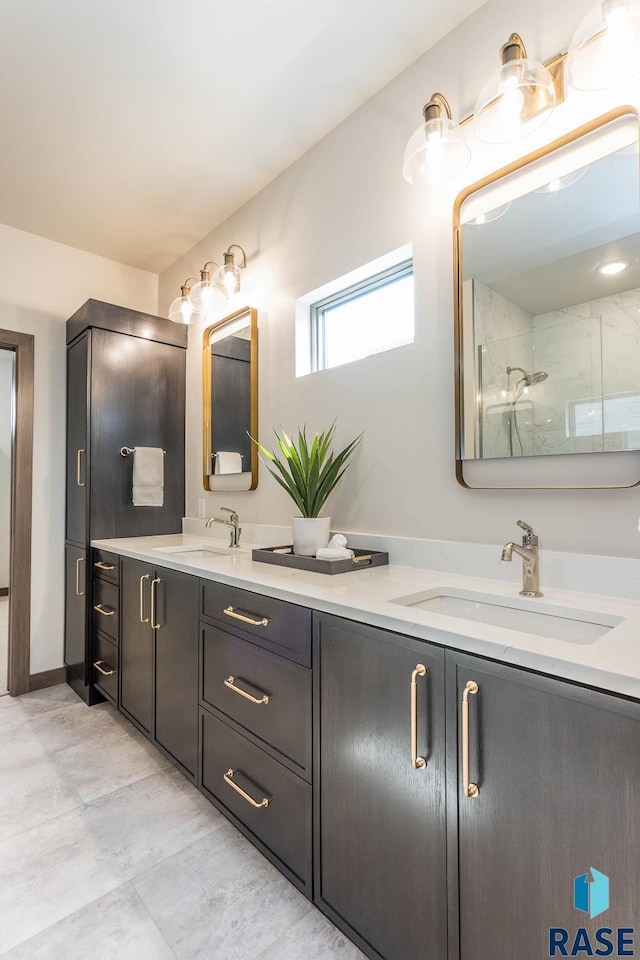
left=93, top=660, right=114, bottom=677
left=223, top=605, right=269, bottom=627
left=75, top=556, right=85, bottom=597
left=411, top=664, right=427, bottom=769
left=223, top=769, right=269, bottom=808
left=76, top=448, right=86, bottom=487
left=139, top=573, right=150, bottom=624
left=224, top=676, right=270, bottom=705
left=93, top=603, right=115, bottom=617
left=151, top=577, right=162, bottom=629
left=462, top=680, right=479, bottom=798
left=94, top=561, right=116, bottom=571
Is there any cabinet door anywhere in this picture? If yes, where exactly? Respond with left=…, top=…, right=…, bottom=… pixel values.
left=448, top=652, right=640, bottom=960
left=315, top=613, right=447, bottom=960
left=89, top=329, right=185, bottom=540
left=154, top=567, right=199, bottom=777
left=66, top=335, right=88, bottom=546
left=64, top=544, right=87, bottom=680
left=120, top=557, right=154, bottom=735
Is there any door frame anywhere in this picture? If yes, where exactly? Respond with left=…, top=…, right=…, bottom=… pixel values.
left=0, top=329, right=34, bottom=696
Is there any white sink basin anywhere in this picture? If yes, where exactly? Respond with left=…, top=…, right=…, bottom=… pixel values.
left=152, top=543, right=240, bottom=559
left=390, top=587, right=623, bottom=644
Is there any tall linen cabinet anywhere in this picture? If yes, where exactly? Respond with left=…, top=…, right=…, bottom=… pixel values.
left=64, top=300, right=187, bottom=704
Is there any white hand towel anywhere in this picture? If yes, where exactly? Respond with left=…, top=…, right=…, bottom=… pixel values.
left=316, top=547, right=355, bottom=560
left=133, top=447, right=164, bottom=507
left=214, top=451, right=243, bottom=475
left=209, top=471, right=253, bottom=492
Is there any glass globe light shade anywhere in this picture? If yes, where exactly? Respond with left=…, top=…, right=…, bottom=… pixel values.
left=403, top=116, right=471, bottom=186
left=168, top=293, right=195, bottom=325
left=212, top=262, right=243, bottom=299
left=474, top=58, right=556, bottom=144
left=567, top=0, right=640, bottom=90
left=188, top=278, right=222, bottom=322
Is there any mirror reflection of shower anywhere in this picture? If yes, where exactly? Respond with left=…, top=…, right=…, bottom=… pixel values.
left=505, top=366, right=549, bottom=456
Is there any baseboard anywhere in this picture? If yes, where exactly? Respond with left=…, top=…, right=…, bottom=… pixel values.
left=0, top=587, right=8, bottom=597
left=29, top=667, right=67, bottom=692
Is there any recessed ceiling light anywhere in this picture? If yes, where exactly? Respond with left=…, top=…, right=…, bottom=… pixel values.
left=597, top=260, right=630, bottom=276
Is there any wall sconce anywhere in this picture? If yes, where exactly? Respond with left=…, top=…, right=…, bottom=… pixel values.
left=212, top=244, right=248, bottom=300
left=473, top=33, right=558, bottom=144
left=567, top=0, right=640, bottom=90
left=402, top=93, right=471, bottom=186
left=167, top=244, right=250, bottom=324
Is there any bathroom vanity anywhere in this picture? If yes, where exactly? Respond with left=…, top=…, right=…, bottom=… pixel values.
left=88, top=533, right=640, bottom=960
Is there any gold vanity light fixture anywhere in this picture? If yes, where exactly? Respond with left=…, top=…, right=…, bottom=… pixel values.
left=168, top=277, right=199, bottom=325
left=567, top=0, right=640, bottom=91
left=211, top=244, right=249, bottom=301
left=473, top=33, right=558, bottom=144
left=402, top=93, right=471, bottom=186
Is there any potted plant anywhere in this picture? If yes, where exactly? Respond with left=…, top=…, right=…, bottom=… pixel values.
left=251, top=423, right=362, bottom=556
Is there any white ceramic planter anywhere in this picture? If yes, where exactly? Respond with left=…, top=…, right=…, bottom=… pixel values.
left=291, top=517, right=331, bottom=556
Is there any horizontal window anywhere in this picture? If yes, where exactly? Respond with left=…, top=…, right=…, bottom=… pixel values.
left=302, top=258, right=414, bottom=375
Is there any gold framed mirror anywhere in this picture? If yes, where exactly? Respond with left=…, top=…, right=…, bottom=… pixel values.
left=202, top=306, right=258, bottom=491
left=454, top=106, right=640, bottom=488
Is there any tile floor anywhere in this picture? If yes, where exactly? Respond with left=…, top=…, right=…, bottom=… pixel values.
left=0, top=597, right=7, bottom=696
left=0, top=685, right=365, bottom=959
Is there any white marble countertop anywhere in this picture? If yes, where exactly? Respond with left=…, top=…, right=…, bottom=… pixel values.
left=92, top=533, right=640, bottom=700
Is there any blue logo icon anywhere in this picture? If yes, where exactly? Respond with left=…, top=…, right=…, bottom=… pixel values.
left=574, top=868, right=610, bottom=919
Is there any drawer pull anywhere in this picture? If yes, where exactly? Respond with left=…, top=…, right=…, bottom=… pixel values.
left=75, top=556, right=85, bottom=597
left=410, top=664, right=427, bottom=770
left=462, top=680, right=479, bottom=799
left=223, top=768, right=270, bottom=808
left=224, top=676, right=270, bottom=705
left=94, top=561, right=116, bottom=571
left=93, top=660, right=114, bottom=677
left=93, top=603, right=115, bottom=617
left=223, top=605, right=269, bottom=627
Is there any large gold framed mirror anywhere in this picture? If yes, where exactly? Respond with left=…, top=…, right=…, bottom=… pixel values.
left=454, top=107, right=640, bottom=488
left=202, top=306, right=258, bottom=491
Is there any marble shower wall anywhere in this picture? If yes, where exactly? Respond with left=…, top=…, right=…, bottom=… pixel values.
left=473, top=280, right=534, bottom=458
left=473, top=282, right=640, bottom=459
left=532, top=286, right=640, bottom=456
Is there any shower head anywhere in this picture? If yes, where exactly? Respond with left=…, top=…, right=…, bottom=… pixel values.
left=506, top=366, right=549, bottom=387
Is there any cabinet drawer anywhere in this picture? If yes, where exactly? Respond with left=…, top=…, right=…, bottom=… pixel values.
left=200, top=710, right=311, bottom=892
left=92, top=549, right=119, bottom=584
left=201, top=581, right=311, bottom=666
left=201, top=624, right=311, bottom=778
left=92, top=578, right=119, bottom=643
left=93, top=632, right=118, bottom=704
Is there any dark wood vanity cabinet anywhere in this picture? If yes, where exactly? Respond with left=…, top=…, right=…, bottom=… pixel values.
left=314, top=614, right=448, bottom=960
left=199, top=582, right=313, bottom=895
left=64, top=300, right=187, bottom=703
left=64, top=544, right=88, bottom=682
left=120, top=558, right=199, bottom=778
left=448, top=653, right=640, bottom=960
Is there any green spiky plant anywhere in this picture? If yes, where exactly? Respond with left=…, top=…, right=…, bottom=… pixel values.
left=250, top=423, right=362, bottom=518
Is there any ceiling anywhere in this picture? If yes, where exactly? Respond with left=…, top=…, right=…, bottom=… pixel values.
left=0, top=0, right=484, bottom=274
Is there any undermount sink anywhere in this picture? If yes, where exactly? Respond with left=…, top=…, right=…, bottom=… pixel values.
left=152, top=543, right=239, bottom=559
left=390, top=587, right=623, bottom=644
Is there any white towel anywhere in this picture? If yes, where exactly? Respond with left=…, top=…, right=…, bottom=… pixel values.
left=214, top=451, right=243, bottom=475
left=133, top=447, right=164, bottom=507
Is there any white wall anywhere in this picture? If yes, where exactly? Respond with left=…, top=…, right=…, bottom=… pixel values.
left=0, top=222, right=158, bottom=674
left=159, top=0, right=640, bottom=559
left=0, top=349, right=12, bottom=588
